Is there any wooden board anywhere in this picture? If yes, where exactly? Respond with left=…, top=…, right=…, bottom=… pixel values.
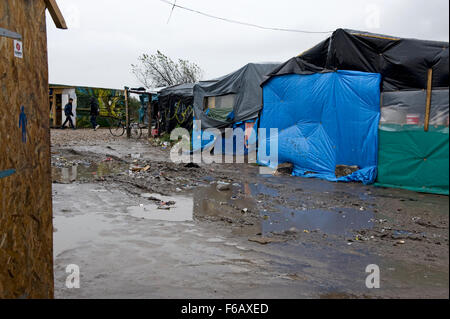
left=44, top=0, right=67, bottom=29
left=0, top=0, right=54, bottom=298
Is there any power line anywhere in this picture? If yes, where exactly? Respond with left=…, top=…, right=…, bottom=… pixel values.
left=159, top=0, right=333, bottom=34
left=166, top=0, right=177, bottom=24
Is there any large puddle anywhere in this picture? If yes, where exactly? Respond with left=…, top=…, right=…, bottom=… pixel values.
left=52, top=170, right=375, bottom=238
left=191, top=182, right=373, bottom=237
left=53, top=213, right=116, bottom=256
left=121, top=182, right=374, bottom=236
left=261, top=207, right=374, bottom=236
left=127, top=193, right=193, bottom=221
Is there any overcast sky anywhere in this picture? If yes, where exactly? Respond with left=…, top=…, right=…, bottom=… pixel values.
left=46, top=0, right=449, bottom=89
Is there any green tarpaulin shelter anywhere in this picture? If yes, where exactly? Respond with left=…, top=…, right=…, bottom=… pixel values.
left=376, top=125, right=449, bottom=195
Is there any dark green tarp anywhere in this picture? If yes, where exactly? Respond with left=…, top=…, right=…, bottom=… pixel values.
left=376, top=124, right=449, bottom=195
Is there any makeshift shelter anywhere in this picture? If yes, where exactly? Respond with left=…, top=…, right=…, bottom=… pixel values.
left=158, top=83, right=196, bottom=134
left=297, top=29, right=449, bottom=194
left=192, top=63, right=279, bottom=153
left=0, top=0, right=66, bottom=298
left=258, top=58, right=381, bottom=184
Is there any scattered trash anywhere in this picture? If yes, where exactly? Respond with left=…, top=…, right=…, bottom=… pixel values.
left=242, top=208, right=248, bottom=213
left=185, top=163, right=200, bottom=169
left=284, top=227, right=298, bottom=235
left=216, top=182, right=231, bottom=191
left=273, top=163, right=293, bottom=176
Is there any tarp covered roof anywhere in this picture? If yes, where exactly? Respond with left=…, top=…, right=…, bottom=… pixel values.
left=297, top=28, right=449, bottom=91
left=159, top=83, right=196, bottom=97
left=193, top=62, right=280, bottom=129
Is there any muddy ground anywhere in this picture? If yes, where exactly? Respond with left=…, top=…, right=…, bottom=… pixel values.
left=51, top=129, right=449, bottom=298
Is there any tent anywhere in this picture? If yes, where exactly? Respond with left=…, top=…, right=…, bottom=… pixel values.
left=192, top=62, right=279, bottom=153
left=158, top=83, right=196, bottom=134
left=258, top=58, right=381, bottom=184
left=297, top=29, right=449, bottom=194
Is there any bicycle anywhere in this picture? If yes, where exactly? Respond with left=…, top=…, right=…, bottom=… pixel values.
left=108, top=116, right=143, bottom=139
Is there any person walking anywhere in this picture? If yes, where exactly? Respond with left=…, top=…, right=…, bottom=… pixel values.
left=90, top=97, right=100, bottom=130
left=61, top=98, right=75, bottom=129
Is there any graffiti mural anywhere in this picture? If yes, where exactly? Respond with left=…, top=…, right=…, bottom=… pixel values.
left=75, top=87, right=125, bottom=128
left=159, top=95, right=194, bottom=134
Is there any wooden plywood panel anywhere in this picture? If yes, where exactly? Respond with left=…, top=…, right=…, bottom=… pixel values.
left=0, top=0, right=54, bottom=298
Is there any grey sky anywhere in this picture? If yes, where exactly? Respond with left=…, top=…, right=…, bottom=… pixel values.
left=46, top=0, right=449, bottom=90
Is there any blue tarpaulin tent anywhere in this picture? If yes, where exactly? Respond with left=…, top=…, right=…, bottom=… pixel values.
left=258, top=67, right=381, bottom=184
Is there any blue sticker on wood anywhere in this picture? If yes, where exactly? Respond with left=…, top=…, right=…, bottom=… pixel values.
left=19, top=106, right=27, bottom=143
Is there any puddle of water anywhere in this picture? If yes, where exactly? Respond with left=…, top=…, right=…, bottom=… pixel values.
left=193, top=183, right=257, bottom=218
left=248, top=183, right=279, bottom=197
left=127, top=194, right=193, bottom=222
left=52, top=162, right=127, bottom=183
left=261, top=207, right=374, bottom=236
left=54, top=213, right=115, bottom=256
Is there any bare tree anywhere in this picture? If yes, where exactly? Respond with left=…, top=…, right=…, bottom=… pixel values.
left=131, top=50, right=203, bottom=88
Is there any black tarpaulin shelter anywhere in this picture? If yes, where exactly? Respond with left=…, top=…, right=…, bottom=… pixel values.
left=158, top=83, right=196, bottom=134
left=299, top=28, right=449, bottom=92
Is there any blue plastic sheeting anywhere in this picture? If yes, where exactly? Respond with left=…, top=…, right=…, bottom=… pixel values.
left=258, top=70, right=381, bottom=184
left=192, top=118, right=258, bottom=155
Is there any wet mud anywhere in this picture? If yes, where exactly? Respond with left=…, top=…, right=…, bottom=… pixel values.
left=51, top=129, right=449, bottom=298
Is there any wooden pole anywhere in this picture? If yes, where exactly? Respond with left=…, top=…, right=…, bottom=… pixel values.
left=424, top=68, right=433, bottom=132
left=148, top=95, right=152, bottom=139
left=125, top=88, right=130, bottom=138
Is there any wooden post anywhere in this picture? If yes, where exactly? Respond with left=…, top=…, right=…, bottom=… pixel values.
left=148, top=95, right=152, bottom=139
left=424, top=68, right=433, bottom=132
left=125, top=88, right=130, bottom=138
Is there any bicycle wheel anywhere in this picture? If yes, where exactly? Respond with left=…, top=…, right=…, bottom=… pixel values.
left=130, top=123, right=142, bottom=139
left=108, top=119, right=125, bottom=137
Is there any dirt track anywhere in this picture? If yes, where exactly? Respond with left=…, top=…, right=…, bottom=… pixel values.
left=51, top=129, right=449, bottom=298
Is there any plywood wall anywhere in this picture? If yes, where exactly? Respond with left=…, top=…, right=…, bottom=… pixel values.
left=0, top=0, right=54, bottom=298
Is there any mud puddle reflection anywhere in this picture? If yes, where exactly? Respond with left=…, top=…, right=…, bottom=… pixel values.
left=54, top=213, right=116, bottom=256
left=191, top=181, right=374, bottom=237
left=261, top=207, right=374, bottom=236
left=52, top=161, right=127, bottom=183
left=127, top=193, right=193, bottom=221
